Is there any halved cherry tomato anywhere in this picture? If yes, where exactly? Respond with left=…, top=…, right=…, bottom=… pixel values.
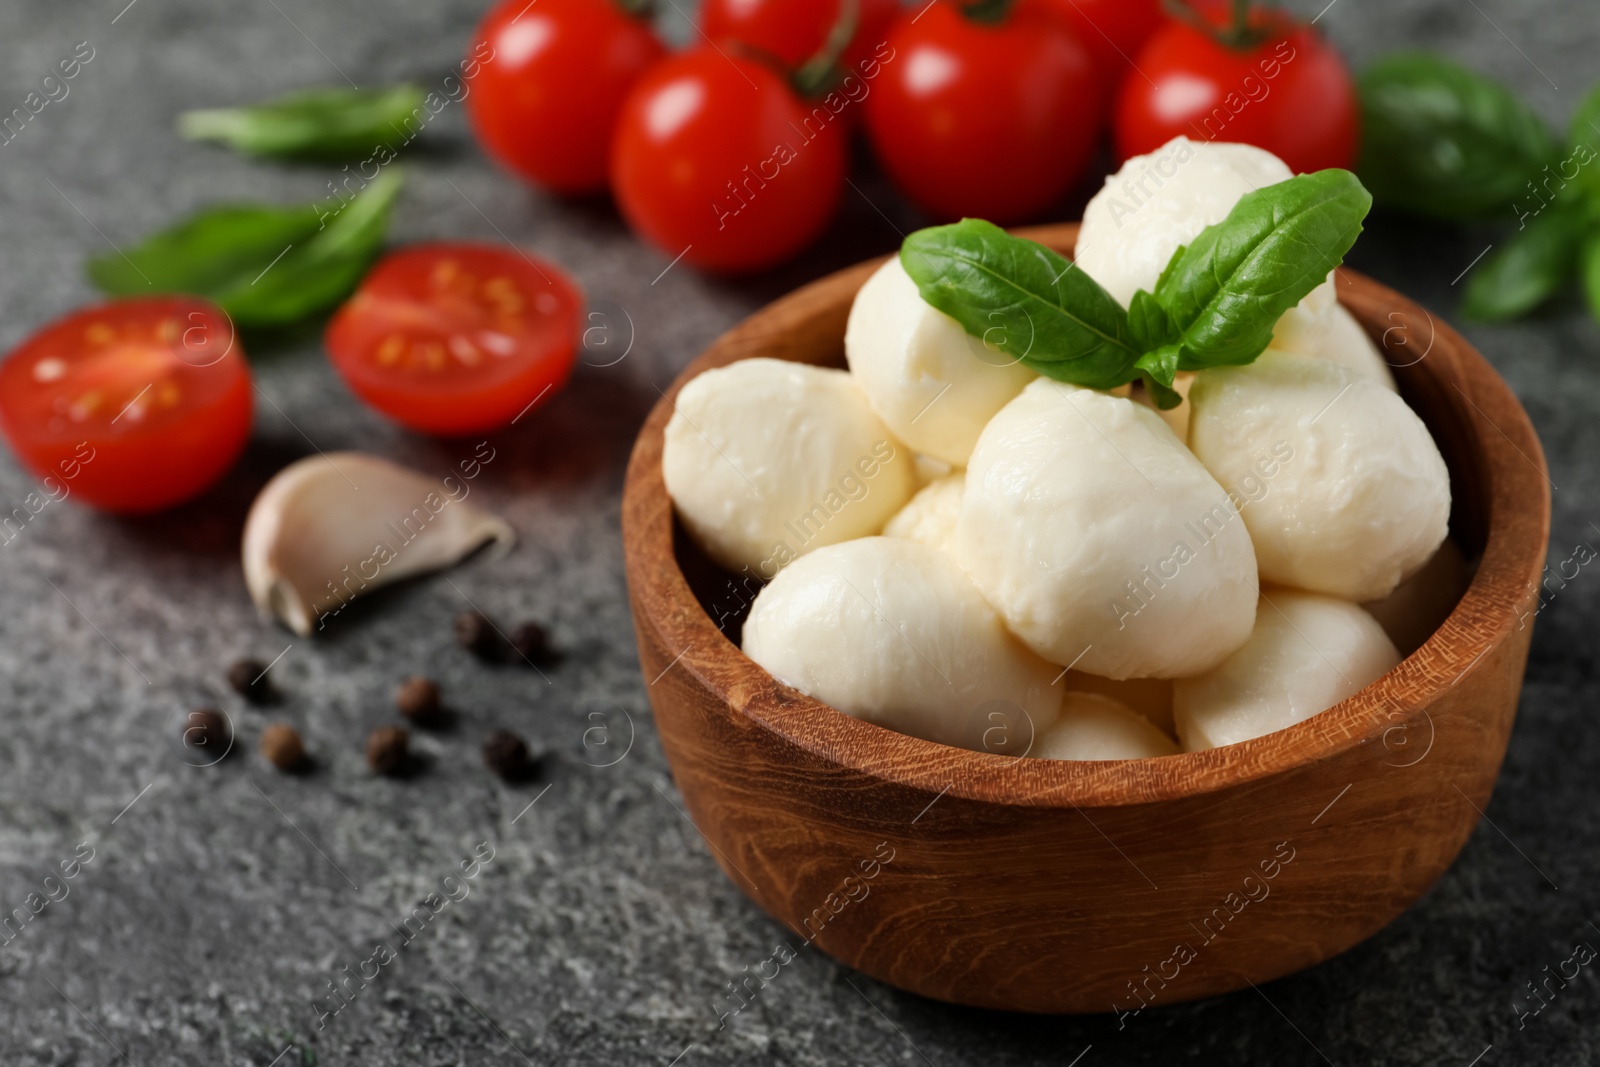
left=1037, top=0, right=1164, bottom=85
left=1114, top=4, right=1356, bottom=174
left=700, top=0, right=900, bottom=73
left=324, top=244, right=582, bottom=435
left=467, top=0, right=665, bottom=194
left=863, top=0, right=1102, bottom=224
left=610, top=48, right=847, bottom=273
left=0, top=297, right=252, bottom=513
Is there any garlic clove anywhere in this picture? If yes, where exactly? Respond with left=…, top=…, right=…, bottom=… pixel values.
left=243, top=452, right=514, bottom=636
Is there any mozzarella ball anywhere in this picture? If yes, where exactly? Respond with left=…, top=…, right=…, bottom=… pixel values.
left=1175, top=589, right=1400, bottom=751
left=1076, top=136, right=1335, bottom=350
left=1363, top=538, right=1470, bottom=655
left=1032, top=692, right=1180, bottom=760
left=1063, top=671, right=1175, bottom=735
left=743, top=538, right=1060, bottom=754
left=957, top=379, right=1258, bottom=679
left=883, top=474, right=964, bottom=556
left=663, top=358, right=915, bottom=574
left=1270, top=303, right=1396, bottom=392
left=845, top=256, right=1036, bottom=466
left=1188, top=351, right=1450, bottom=602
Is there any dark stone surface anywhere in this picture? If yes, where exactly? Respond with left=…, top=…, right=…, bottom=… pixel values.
left=0, top=1, right=1594, bottom=1064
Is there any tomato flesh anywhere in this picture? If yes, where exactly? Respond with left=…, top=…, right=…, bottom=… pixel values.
left=1113, top=8, right=1357, bottom=174
left=610, top=48, right=847, bottom=273
left=863, top=0, right=1103, bottom=224
left=467, top=0, right=665, bottom=193
left=0, top=297, right=253, bottom=513
left=325, top=244, right=582, bottom=435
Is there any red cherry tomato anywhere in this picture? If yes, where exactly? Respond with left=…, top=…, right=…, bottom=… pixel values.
left=862, top=0, right=1102, bottom=224
left=324, top=244, right=582, bottom=435
left=1037, top=0, right=1164, bottom=84
left=0, top=298, right=252, bottom=514
left=611, top=48, right=847, bottom=273
left=1114, top=7, right=1357, bottom=174
left=467, top=0, right=665, bottom=194
left=700, top=0, right=900, bottom=73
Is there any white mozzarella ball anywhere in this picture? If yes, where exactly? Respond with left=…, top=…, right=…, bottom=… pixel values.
left=1269, top=303, right=1396, bottom=392
left=1188, top=351, right=1450, bottom=602
left=1062, top=671, right=1175, bottom=735
left=663, top=358, right=916, bottom=574
left=1174, top=589, right=1400, bottom=751
left=742, top=537, right=1060, bottom=754
left=956, top=379, right=1258, bottom=680
left=1076, top=136, right=1335, bottom=350
left=845, top=256, right=1036, bottom=466
left=883, top=474, right=964, bottom=556
left=1362, top=538, right=1470, bottom=655
left=1032, top=692, right=1180, bottom=760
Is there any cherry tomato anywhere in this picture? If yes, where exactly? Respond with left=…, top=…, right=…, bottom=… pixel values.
left=1114, top=6, right=1357, bottom=174
left=1037, top=0, right=1164, bottom=85
left=324, top=244, right=582, bottom=435
left=700, top=0, right=900, bottom=73
left=466, top=0, right=665, bottom=194
left=862, top=0, right=1102, bottom=224
left=0, top=298, right=252, bottom=513
left=611, top=48, right=847, bottom=273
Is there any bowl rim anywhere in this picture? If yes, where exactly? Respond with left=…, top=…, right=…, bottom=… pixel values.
left=622, top=223, right=1550, bottom=810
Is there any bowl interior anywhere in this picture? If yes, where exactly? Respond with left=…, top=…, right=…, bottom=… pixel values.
left=631, top=224, right=1545, bottom=809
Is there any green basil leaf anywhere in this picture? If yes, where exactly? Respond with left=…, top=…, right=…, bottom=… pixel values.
left=1126, top=289, right=1175, bottom=352
left=87, top=203, right=325, bottom=297
left=178, top=84, right=425, bottom=160
left=1357, top=52, right=1556, bottom=219
left=1582, top=229, right=1600, bottom=325
left=1565, top=84, right=1600, bottom=199
left=88, top=170, right=403, bottom=328
left=1460, top=197, right=1585, bottom=321
left=900, top=219, right=1138, bottom=390
left=1152, top=170, right=1371, bottom=371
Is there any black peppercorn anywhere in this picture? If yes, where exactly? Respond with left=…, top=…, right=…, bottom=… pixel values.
left=508, top=621, right=553, bottom=665
left=454, top=610, right=502, bottom=660
left=483, top=729, right=535, bottom=781
left=227, top=658, right=272, bottom=703
left=367, top=726, right=410, bottom=776
left=183, top=708, right=231, bottom=751
left=260, top=723, right=306, bottom=771
left=395, top=677, right=442, bottom=723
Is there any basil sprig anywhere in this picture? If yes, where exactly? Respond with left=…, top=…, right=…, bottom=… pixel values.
left=179, top=85, right=425, bottom=160
left=89, top=170, right=403, bottom=328
left=1357, top=53, right=1556, bottom=220
left=900, top=170, right=1372, bottom=408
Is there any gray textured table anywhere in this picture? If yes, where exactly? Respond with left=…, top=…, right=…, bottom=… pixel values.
left=0, top=2, right=1594, bottom=1064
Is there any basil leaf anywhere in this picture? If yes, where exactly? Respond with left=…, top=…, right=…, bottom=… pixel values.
left=178, top=85, right=424, bottom=160
left=900, top=219, right=1139, bottom=390
left=87, top=203, right=325, bottom=297
left=88, top=171, right=403, bottom=328
left=1357, top=53, right=1556, bottom=219
left=1126, top=289, right=1175, bottom=352
left=1460, top=198, right=1585, bottom=321
left=1152, top=170, right=1371, bottom=370
left=1582, top=229, right=1600, bottom=325
left=1566, top=84, right=1600, bottom=199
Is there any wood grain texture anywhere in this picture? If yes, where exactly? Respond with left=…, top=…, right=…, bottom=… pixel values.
left=620, top=225, right=1551, bottom=1014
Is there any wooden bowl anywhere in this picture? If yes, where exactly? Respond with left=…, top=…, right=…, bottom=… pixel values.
left=621, top=224, right=1549, bottom=1014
